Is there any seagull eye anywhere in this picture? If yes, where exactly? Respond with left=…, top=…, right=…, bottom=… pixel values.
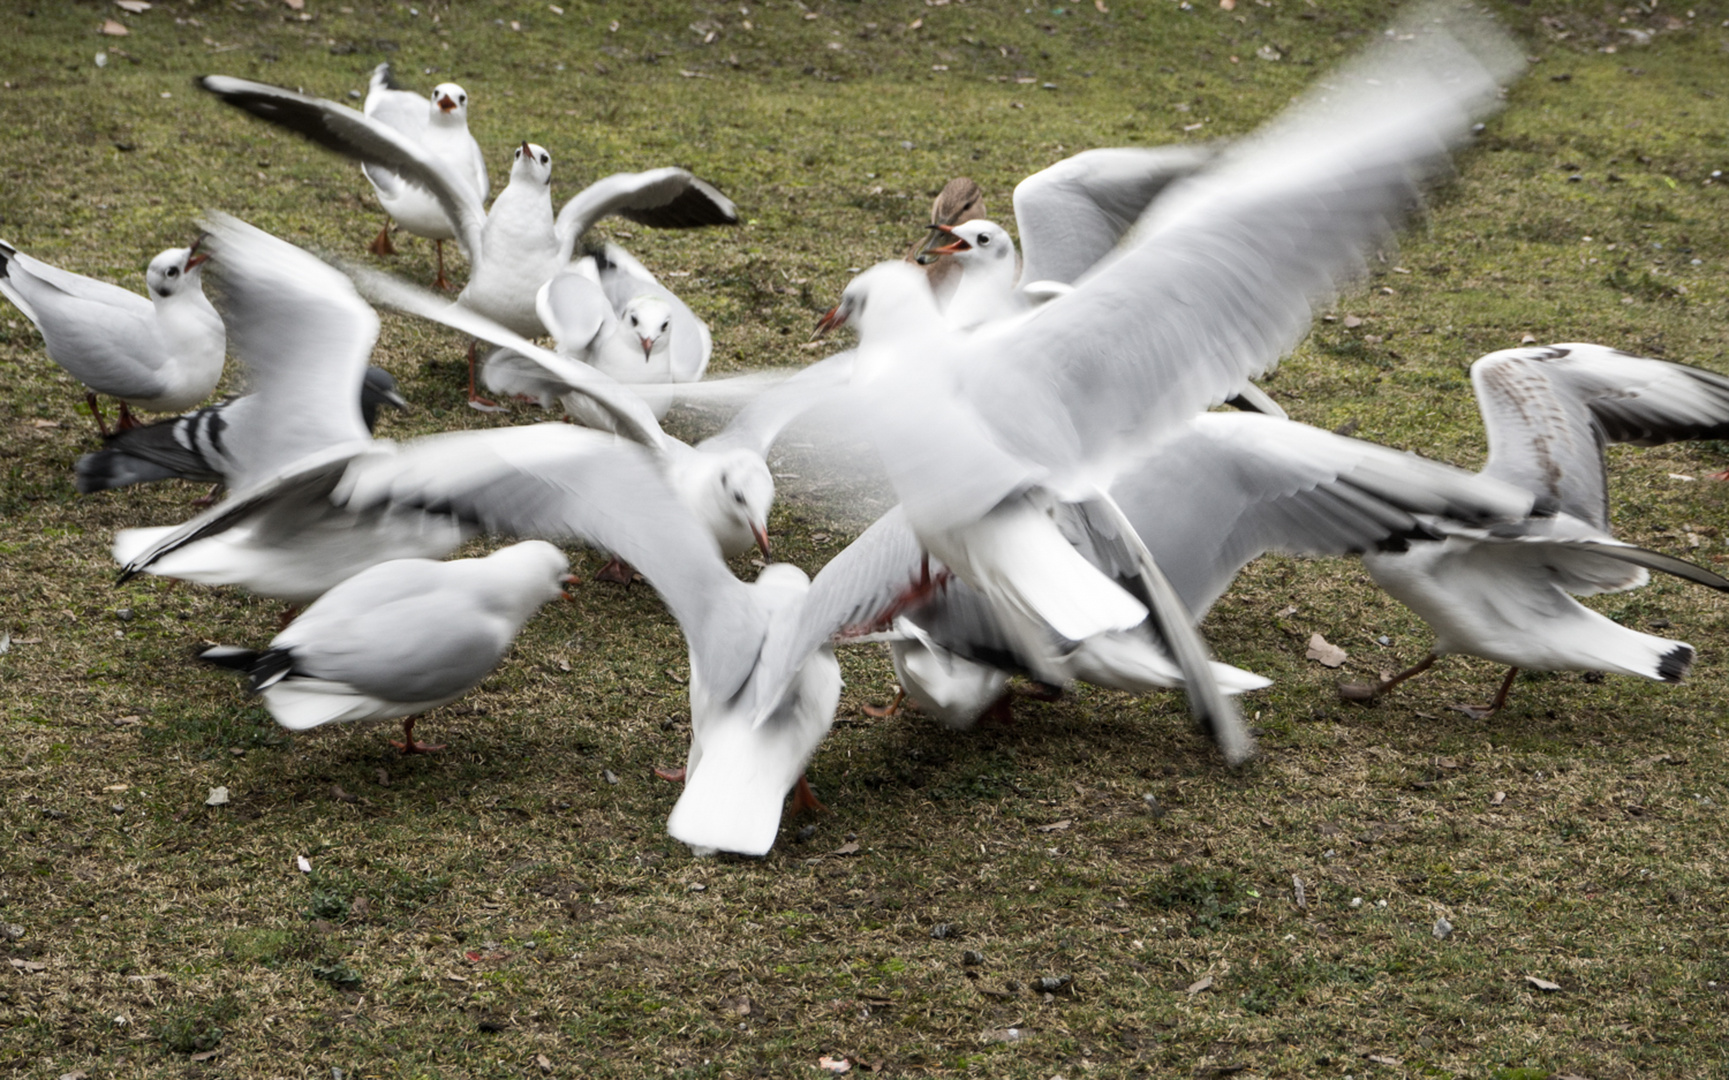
left=660, top=321, right=669, bottom=333
left=166, top=267, right=179, bottom=278
left=978, top=234, right=990, bottom=246
left=733, top=491, right=746, bottom=504
left=459, top=94, right=466, bottom=103
left=630, top=315, right=639, bottom=327
left=539, top=154, right=549, bottom=165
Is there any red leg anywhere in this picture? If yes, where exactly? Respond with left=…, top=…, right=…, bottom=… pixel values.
left=1453, top=666, right=1519, bottom=721
left=368, top=222, right=397, bottom=256
left=861, top=688, right=905, bottom=719
left=466, top=339, right=503, bottom=410
left=432, top=240, right=451, bottom=291
left=85, top=392, right=111, bottom=438
left=653, top=766, right=687, bottom=783
left=837, top=556, right=952, bottom=638
left=390, top=716, right=446, bottom=755
left=790, top=775, right=827, bottom=815
left=116, top=401, right=140, bottom=431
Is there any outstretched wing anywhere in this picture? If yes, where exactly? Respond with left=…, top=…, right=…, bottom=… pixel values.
left=553, top=168, right=738, bottom=264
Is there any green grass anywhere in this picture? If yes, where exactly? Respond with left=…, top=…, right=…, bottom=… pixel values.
left=4, top=1, right=1729, bottom=1077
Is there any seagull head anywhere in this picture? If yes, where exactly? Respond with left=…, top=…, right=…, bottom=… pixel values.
left=922, top=220, right=1013, bottom=266
left=623, top=296, right=674, bottom=361
left=145, top=241, right=209, bottom=300
left=511, top=141, right=552, bottom=186
left=431, top=83, right=470, bottom=121
left=813, top=261, right=933, bottom=343
left=483, top=540, right=572, bottom=613
left=707, top=448, right=775, bottom=559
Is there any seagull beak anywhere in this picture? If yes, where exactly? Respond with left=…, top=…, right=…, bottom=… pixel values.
left=913, top=223, right=955, bottom=265
left=520, top=140, right=532, bottom=158
left=751, top=522, right=772, bottom=558
left=923, top=227, right=971, bottom=259
left=437, top=94, right=457, bottom=112
left=559, top=573, right=579, bottom=601
left=640, top=336, right=655, bottom=360
left=383, top=389, right=409, bottom=411
left=184, top=234, right=210, bottom=270
left=812, top=305, right=845, bottom=340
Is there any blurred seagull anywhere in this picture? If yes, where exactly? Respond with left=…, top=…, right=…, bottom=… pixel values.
left=359, top=64, right=488, bottom=291
left=197, top=73, right=738, bottom=405
left=201, top=541, right=574, bottom=753
left=113, top=216, right=768, bottom=703
left=807, top=9, right=1525, bottom=762
left=74, top=366, right=406, bottom=497
left=1352, top=343, right=1729, bottom=715
left=0, top=239, right=225, bottom=436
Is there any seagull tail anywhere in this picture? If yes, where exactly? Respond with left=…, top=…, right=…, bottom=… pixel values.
left=197, top=645, right=296, bottom=693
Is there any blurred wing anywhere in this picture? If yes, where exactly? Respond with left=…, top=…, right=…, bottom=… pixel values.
left=335, top=423, right=768, bottom=699
left=362, top=64, right=427, bottom=138
left=927, top=15, right=1519, bottom=521
left=346, top=263, right=671, bottom=454
left=536, top=269, right=616, bottom=352
left=1109, top=412, right=1539, bottom=619
left=1474, top=343, right=1729, bottom=529
left=197, top=74, right=485, bottom=260
left=554, top=168, right=738, bottom=263
left=697, top=351, right=858, bottom=458
left=202, top=214, right=378, bottom=490
left=1013, top=145, right=1214, bottom=286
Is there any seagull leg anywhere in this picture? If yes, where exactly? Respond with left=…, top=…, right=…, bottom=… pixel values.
left=465, top=339, right=504, bottom=411
left=1339, top=651, right=1437, bottom=703
left=1452, top=666, right=1519, bottom=721
left=432, top=240, right=451, bottom=292
left=390, top=716, right=446, bottom=755
left=84, top=392, right=110, bottom=438
left=652, top=765, right=687, bottom=783
left=861, top=688, right=905, bottom=718
left=368, top=222, right=396, bottom=257
left=789, top=775, right=827, bottom=816
left=116, top=401, right=140, bottom=431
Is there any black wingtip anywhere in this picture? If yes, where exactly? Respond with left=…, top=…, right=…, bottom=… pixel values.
left=1657, top=643, right=1692, bottom=683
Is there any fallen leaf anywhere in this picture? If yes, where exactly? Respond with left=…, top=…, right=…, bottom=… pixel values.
left=1275, top=605, right=1298, bottom=618
left=1305, top=632, right=1348, bottom=668
left=536, top=1054, right=553, bottom=1074
left=831, top=841, right=860, bottom=856
left=818, top=1056, right=853, bottom=1074
left=1491, top=791, right=1506, bottom=806
left=1434, top=756, right=1460, bottom=770
left=979, top=1027, right=1024, bottom=1044
left=9, top=958, right=46, bottom=973
left=281, top=0, right=305, bottom=9
left=296, top=855, right=312, bottom=873
left=1342, top=314, right=1364, bottom=328
left=29, top=419, right=59, bottom=429
left=100, top=19, right=130, bottom=35
left=330, top=784, right=358, bottom=803
left=1524, top=974, right=1562, bottom=992
left=115, top=0, right=152, bottom=11
left=204, top=786, right=229, bottom=807
left=103, top=784, right=129, bottom=793
left=1185, top=974, right=1213, bottom=995
left=59, top=1073, right=89, bottom=1080
left=1037, top=819, right=1072, bottom=833
left=721, top=995, right=754, bottom=1016
left=1219, top=0, right=1235, bottom=10
left=1095, top=0, right=1109, bottom=10
left=189, top=1049, right=219, bottom=1062
left=1366, top=1054, right=1403, bottom=1066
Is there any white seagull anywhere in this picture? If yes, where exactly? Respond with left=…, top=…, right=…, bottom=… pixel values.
left=196, top=74, right=738, bottom=405
left=359, top=63, right=488, bottom=290
left=201, top=541, right=575, bottom=753
left=0, top=239, right=225, bottom=436
left=804, top=11, right=1523, bottom=761
left=1354, top=343, right=1729, bottom=715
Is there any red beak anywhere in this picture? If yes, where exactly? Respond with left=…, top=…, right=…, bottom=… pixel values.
left=520, top=140, right=532, bottom=158
left=752, top=523, right=772, bottom=558
left=437, top=95, right=457, bottom=112
left=812, top=305, right=846, bottom=340
left=183, top=234, right=209, bottom=271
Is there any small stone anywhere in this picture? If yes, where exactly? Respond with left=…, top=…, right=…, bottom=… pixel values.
left=962, top=950, right=984, bottom=966
left=1432, top=917, right=1454, bottom=940
left=1, top=924, right=23, bottom=941
left=205, top=786, right=229, bottom=807
left=795, top=824, right=818, bottom=842
left=602, top=769, right=619, bottom=785
left=115, top=608, right=134, bottom=622
left=1141, top=792, right=1165, bottom=817
left=1032, top=975, right=1072, bottom=993
left=930, top=923, right=955, bottom=940
left=1350, top=897, right=1363, bottom=909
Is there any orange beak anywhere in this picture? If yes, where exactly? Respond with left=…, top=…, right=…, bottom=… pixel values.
left=812, top=305, right=846, bottom=340
left=437, top=94, right=457, bottom=112
left=922, top=224, right=969, bottom=258
left=184, top=234, right=210, bottom=270
left=751, top=523, right=771, bottom=558
left=559, top=573, right=578, bottom=601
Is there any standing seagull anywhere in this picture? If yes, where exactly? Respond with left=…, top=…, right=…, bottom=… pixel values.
left=0, top=240, right=225, bottom=436
left=1353, top=343, right=1729, bottom=715
left=201, top=541, right=574, bottom=754
left=196, top=74, right=738, bottom=405
left=360, top=64, right=488, bottom=291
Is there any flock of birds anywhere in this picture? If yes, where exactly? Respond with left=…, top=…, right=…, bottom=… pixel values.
left=6, top=9, right=1729, bottom=857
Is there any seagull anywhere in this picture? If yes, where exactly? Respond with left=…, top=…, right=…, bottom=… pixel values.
left=74, top=366, right=406, bottom=496
left=1352, top=343, right=1729, bottom=715
left=906, top=177, right=986, bottom=305
left=197, top=74, right=739, bottom=405
left=350, top=264, right=780, bottom=566
left=200, top=541, right=575, bottom=753
left=804, top=11, right=1523, bottom=761
left=0, top=239, right=225, bottom=436
left=112, top=216, right=769, bottom=705
left=359, top=64, right=488, bottom=291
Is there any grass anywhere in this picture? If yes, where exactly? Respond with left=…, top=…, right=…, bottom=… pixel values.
left=3, top=0, right=1729, bottom=1077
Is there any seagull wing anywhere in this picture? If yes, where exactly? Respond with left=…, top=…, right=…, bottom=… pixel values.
left=1013, top=145, right=1214, bottom=287
left=589, top=242, right=712, bottom=381
left=553, top=168, right=739, bottom=264
left=197, top=74, right=486, bottom=261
